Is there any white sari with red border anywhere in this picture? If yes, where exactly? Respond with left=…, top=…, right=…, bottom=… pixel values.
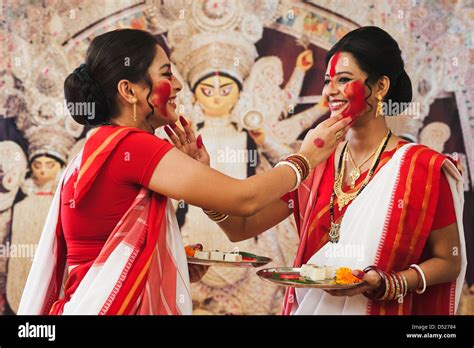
left=19, top=126, right=192, bottom=315
left=284, top=143, right=467, bottom=315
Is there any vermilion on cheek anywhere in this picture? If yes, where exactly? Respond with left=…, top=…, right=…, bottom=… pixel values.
left=342, top=80, right=366, bottom=121
left=150, top=80, right=172, bottom=117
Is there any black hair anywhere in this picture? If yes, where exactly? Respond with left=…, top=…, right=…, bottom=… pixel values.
left=191, top=71, right=243, bottom=93
left=326, top=26, right=412, bottom=116
left=30, top=153, right=65, bottom=167
left=64, top=29, right=159, bottom=126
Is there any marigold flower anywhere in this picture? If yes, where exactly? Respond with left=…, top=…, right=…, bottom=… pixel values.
left=335, top=267, right=362, bottom=284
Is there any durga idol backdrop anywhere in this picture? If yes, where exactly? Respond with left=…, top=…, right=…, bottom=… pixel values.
left=0, top=0, right=472, bottom=315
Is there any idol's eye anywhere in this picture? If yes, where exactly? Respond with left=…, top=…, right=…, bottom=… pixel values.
left=200, top=87, right=214, bottom=97
left=32, top=162, right=42, bottom=170
left=219, top=85, right=233, bottom=96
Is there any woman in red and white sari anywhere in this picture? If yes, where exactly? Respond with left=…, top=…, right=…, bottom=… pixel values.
left=18, top=29, right=350, bottom=315
left=217, top=27, right=467, bottom=315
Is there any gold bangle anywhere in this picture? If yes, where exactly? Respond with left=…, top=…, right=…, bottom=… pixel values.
left=381, top=273, right=395, bottom=301
left=392, top=272, right=402, bottom=301
left=202, top=209, right=229, bottom=223
left=379, top=273, right=391, bottom=301
left=388, top=273, right=397, bottom=301
left=401, top=273, right=408, bottom=297
left=293, top=153, right=312, bottom=171
left=285, top=153, right=311, bottom=180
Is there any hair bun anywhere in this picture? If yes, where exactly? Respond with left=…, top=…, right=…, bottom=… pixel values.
left=385, top=69, right=412, bottom=116
left=64, top=63, right=109, bottom=126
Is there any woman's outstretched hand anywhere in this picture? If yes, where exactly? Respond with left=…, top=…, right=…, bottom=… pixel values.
left=165, top=116, right=210, bottom=166
left=298, top=114, right=351, bottom=168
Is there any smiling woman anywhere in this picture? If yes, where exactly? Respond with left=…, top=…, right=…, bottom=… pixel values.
left=18, top=29, right=350, bottom=315
left=280, top=26, right=466, bottom=315
left=210, top=26, right=466, bottom=316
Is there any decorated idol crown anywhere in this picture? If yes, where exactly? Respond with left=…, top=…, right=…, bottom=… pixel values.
left=23, top=126, right=76, bottom=165
left=147, top=0, right=280, bottom=88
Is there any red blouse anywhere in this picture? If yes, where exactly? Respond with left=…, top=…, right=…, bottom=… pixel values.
left=61, top=129, right=173, bottom=266
left=282, top=142, right=456, bottom=263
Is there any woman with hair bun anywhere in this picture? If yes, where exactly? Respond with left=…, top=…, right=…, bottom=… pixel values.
left=215, top=26, right=466, bottom=315
left=18, top=29, right=350, bottom=315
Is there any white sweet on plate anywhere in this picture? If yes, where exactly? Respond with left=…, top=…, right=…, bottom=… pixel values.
left=210, top=251, right=225, bottom=261
left=224, top=253, right=243, bottom=262
left=192, top=249, right=245, bottom=262
left=194, top=251, right=210, bottom=260
left=323, top=265, right=334, bottom=279
left=299, top=264, right=325, bottom=281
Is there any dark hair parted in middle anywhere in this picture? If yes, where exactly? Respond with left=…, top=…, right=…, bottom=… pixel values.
left=326, top=26, right=412, bottom=116
left=64, top=29, right=158, bottom=126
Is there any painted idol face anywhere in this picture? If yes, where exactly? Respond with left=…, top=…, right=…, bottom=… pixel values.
left=194, top=75, right=240, bottom=117
left=31, top=156, right=62, bottom=187
left=322, top=51, right=371, bottom=124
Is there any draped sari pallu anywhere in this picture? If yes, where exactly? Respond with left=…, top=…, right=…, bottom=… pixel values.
left=283, top=143, right=466, bottom=315
left=18, top=126, right=192, bottom=315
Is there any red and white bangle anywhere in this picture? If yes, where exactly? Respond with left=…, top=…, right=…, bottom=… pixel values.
left=275, top=160, right=302, bottom=191
left=409, top=264, right=427, bottom=294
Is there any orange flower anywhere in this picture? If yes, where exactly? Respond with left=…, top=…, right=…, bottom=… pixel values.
left=185, top=246, right=196, bottom=257
left=335, top=267, right=362, bottom=285
left=184, top=244, right=203, bottom=257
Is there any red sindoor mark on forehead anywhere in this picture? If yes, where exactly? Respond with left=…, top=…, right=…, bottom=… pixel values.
left=329, top=51, right=341, bottom=78
left=341, top=80, right=366, bottom=121
left=151, top=80, right=172, bottom=118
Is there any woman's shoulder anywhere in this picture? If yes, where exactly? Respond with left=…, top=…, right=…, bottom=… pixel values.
left=116, top=127, right=171, bottom=148
left=401, top=142, right=446, bottom=159
left=399, top=142, right=450, bottom=172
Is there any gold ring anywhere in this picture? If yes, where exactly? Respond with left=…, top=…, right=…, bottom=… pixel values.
left=335, top=131, right=344, bottom=140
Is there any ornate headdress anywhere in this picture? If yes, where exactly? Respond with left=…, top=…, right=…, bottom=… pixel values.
left=24, top=126, right=76, bottom=165
left=147, top=0, right=280, bottom=88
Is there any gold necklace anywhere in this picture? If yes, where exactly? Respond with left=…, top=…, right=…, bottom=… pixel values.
left=347, top=146, right=378, bottom=189
left=328, top=130, right=392, bottom=243
left=334, top=130, right=391, bottom=211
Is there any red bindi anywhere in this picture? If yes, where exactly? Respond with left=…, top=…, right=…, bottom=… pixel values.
left=150, top=80, right=172, bottom=118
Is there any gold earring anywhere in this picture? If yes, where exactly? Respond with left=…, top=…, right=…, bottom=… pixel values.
left=131, top=97, right=138, bottom=122
left=375, top=95, right=383, bottom=118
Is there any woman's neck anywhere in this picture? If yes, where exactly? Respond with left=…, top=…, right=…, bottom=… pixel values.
left=109, top=114, right=155, bottom=134
left=347, top=116, right=389, bottom=157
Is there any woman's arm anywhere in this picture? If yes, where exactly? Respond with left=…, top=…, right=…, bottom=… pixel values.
left=216, top=199, right=292, bottom=242
left=326, top=222, right=462, bottom=297
left=149, top=150, right=297, bottom=216
left=400, top=222, right=462, bottom=289
left=149, top=115, right=350, bottom=217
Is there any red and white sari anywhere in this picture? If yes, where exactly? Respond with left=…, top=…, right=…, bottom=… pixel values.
left=282, top=143, right=467, bottom=315
left=18, top=127, right=192, bottom=315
